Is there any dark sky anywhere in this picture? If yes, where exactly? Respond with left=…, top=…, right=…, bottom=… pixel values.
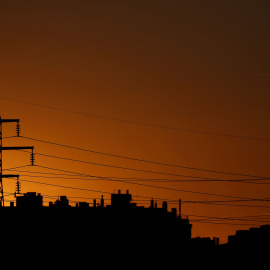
left=0, top=0, right=270, bottom=243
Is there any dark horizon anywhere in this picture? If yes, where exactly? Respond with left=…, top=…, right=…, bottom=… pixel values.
left=3, top=188, right=269, bottom=250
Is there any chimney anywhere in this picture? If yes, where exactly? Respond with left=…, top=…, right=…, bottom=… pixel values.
left=118, top=190, right=121, bottom=194
left=101, top=195, right=104, bottom=207
left=179, top=199, right=182, bottom=218
left=150, top=198, right=154, bottom=208
left=126, top=190, right=129, bottom=194
left=93, top=199, right=96, bottom=208
left=162, top=201, right=168, bottom=211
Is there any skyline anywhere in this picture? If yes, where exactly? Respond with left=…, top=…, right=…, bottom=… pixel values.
left=1, top=110, right=269, bottom=244
left=0, top=0, right=270, bottom=244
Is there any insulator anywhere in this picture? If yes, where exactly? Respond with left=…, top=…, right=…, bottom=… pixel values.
left=16, top=123, right=20, bottom=137
left=30, top=152, right=35, bottom=166
left=16, top=180, right=21, bottom=194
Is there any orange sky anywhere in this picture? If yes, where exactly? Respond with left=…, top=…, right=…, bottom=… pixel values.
left=0, top=0, right=270, bottom=244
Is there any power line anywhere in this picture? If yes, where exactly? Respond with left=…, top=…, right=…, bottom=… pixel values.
left=5, top=183, right=270, bottom=215
left=135, top=201, right=270, bottom=208
left=16, top=136, right=270, bottom=180
left=9, top=174, right=270, bottom=188
left=5, top=167, right=270, bottom=183
left=18, top=178, right=113, bottom=195
left=226, top=214, right=270, bottom=219
left=183, top=213, right=270, bottom=222
left=4, top=146, right=269, bottom=206
left=24, top=165, right=269, bottom=200
left=189, top=220, right=264, bottom=226
left=5, top=172, right=270, bottom=203
left=187, top=213, right=270, bottom=225
left=184, top=201, right=270, bottom=208
left=5, top=164, right=270, bottom=206
left=18, top=149, right=242, bottom=181
left=11, top=177, right=168, bottom=202
left=7, top=178, right=270, bottom=210
left=6, top=168, right=270, bottom=185
left=6, top=175, right=270, bottom=208
left=31, top=150, right=215, bottom=179
left=15, top=148, right=270, bottom=184
left=1, top=96, right=270, bottom=141
left=183, top=198, right=270, bottom=203
left=3, top=165, right=31, bottom=171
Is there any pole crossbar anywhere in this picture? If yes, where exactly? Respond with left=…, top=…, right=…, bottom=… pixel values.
left=2, top=175, right=19, bottom=178
left=1, top=146, right=34, bottom=150
left=0, top=119, right=19, bottom=123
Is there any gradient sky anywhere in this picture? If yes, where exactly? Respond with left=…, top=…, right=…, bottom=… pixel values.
left=0, top=0, right=270, bottom=244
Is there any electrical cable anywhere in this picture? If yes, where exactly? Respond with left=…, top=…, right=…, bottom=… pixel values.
left=23, top=164, right=269, bottom=200
left=6, top=170, right=270, bottom=185
left=18, top=135, right=270, bottom=179
left=1, top=96, right=270, bottom=141
left=16, top=148, right=270, bottom=182
left=6, top=175, right=270, bottom=208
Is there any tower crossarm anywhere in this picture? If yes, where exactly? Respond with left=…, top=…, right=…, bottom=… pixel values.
left=0, top=119, right=19, bottom=123
left=1, top=146, right=34, bottom=150
left=2, top=175, right=19, bottom=178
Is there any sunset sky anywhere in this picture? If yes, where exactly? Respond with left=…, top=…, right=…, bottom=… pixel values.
left=0, top=0, right=270, bottom=244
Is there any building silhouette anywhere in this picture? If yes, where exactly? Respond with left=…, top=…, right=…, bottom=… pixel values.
left=16, top=192, right=43, bottom=208
left=0, top=190, right=193, bottom=252
left=227, top=225, right=270, bottom=250
left=1, top=190, right=268, bottom=253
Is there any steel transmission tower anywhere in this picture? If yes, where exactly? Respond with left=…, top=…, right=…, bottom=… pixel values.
left=0, top=116, right=34, bottom=206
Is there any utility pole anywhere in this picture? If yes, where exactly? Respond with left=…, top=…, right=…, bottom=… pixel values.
left=0, top=116, right=34, bottom=206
